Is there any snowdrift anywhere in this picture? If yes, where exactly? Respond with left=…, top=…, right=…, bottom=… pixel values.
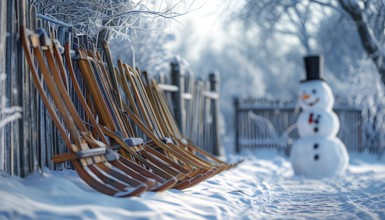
left=1, top=150, right=384, bottom=220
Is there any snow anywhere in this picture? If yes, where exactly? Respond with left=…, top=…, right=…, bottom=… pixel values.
left=1, top=150, right=385, bottom=220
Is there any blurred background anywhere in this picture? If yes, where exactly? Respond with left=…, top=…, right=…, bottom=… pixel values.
left=109, top=0, right=385, bottom=154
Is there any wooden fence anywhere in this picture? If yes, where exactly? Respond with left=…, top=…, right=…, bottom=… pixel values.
left=234, top=97, right=365, bottom=155
left=155, top=58, right=222, bottom=156
left=0, top=1, right=79, bottom=176
left=0, top=1, right=223, bottom=177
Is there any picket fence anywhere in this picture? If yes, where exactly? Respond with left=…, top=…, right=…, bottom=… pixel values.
left=234, top=97, right=368, bottom=155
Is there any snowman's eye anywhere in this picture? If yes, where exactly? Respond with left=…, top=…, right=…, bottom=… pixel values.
left=312, top=89, right=317, bottom=94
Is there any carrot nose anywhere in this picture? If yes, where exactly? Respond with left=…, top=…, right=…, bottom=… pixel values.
left=302, top=94, right=310, bottom=100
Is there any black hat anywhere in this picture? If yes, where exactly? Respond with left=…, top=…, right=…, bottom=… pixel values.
left=302, top=55, right=324, bottom=83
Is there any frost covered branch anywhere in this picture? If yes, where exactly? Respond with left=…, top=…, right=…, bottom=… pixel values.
left=33, top=0, right=196, bottom=43
left=236, top=0, right=335, bottom=54
left=338, top=0, right=385, bottom=84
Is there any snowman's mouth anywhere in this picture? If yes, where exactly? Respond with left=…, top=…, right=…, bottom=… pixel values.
left=303, top=98, right=320, bottom=106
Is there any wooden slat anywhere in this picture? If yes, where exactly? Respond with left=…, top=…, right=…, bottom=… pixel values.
left=158, top=83, right=179, bottom=92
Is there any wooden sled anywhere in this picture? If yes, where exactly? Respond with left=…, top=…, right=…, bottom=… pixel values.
left=68, top=43, right=209, bottom=189
left=98, top=42, right=221, bottom=177
left=116, top=63, right=224, bottom=172
left=48, top=28, right=178, bottom=192
left=21, top=26, right=170, bottom=196
left=60, top=42, right=178, bottom=192
left=107, top=54, right=234, bottom=172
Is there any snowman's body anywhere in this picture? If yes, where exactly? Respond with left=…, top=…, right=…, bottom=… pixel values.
left=297, top=110, right=339, bottom=137
left=291, top=136, right=349, bottom=178
left=290, top=78, right=349, bottom=178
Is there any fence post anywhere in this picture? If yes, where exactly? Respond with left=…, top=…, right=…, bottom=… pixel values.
left=170, top=57, right=185, bottom=134
left=184, top=70, right=194, bottom=139
left=5, top=0, right=25, bottom=176
left=209, top=72, right=222, bottom=156
left=0, top=0, right=6, bottom=173
left=234, top=97, right=240, bottom=153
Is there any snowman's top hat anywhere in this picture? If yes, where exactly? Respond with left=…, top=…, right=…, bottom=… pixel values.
left=301, top=55, right=324, bottom=83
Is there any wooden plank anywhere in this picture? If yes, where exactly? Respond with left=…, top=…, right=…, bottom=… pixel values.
left=157, top=83, right=178, bottom=92
left=202, top=91, right=218, bottom=100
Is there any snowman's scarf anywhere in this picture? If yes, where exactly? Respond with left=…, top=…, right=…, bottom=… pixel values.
left=309, top=113, right=314, bottom=123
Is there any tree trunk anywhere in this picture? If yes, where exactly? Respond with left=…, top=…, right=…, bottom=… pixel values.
left=339, top=0, right=385, bottom=84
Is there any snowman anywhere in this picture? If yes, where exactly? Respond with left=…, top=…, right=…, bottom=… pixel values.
left=290, top=55, right=349, bottom=178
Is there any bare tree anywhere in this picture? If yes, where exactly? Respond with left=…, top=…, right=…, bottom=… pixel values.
left=33, top=0, right=194, bottom=47
left=338, top=0, right=385, bottom=84
left=109, top=27, right=175, bottom=75
left=237, top=0, right=385, bottom=85
left=237, top=0, right=339, bottom=54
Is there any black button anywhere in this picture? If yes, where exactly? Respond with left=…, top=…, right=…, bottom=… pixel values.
left=314, top=143, right=318, bottom=149
left=314, top=154, right=319, bottom=160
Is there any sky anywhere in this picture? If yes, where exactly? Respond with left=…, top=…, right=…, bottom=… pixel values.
left=167, top=0, right=240, bottom=62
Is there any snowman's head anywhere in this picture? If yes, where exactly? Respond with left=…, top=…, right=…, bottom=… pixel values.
left=298, top=80, right=334, bottom=110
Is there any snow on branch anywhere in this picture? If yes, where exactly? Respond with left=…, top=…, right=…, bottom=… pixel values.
left=338, top=0, right=385, bottom=83
left=236, top=0, right=336, bottom=54
left=32, top=0, right=195, bottom=41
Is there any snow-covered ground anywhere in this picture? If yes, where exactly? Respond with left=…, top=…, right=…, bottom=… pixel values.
left=1, top=150, right=384, bottom=220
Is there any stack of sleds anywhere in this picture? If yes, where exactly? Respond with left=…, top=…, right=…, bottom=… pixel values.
left=20, top=26, right=241, bottom=197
